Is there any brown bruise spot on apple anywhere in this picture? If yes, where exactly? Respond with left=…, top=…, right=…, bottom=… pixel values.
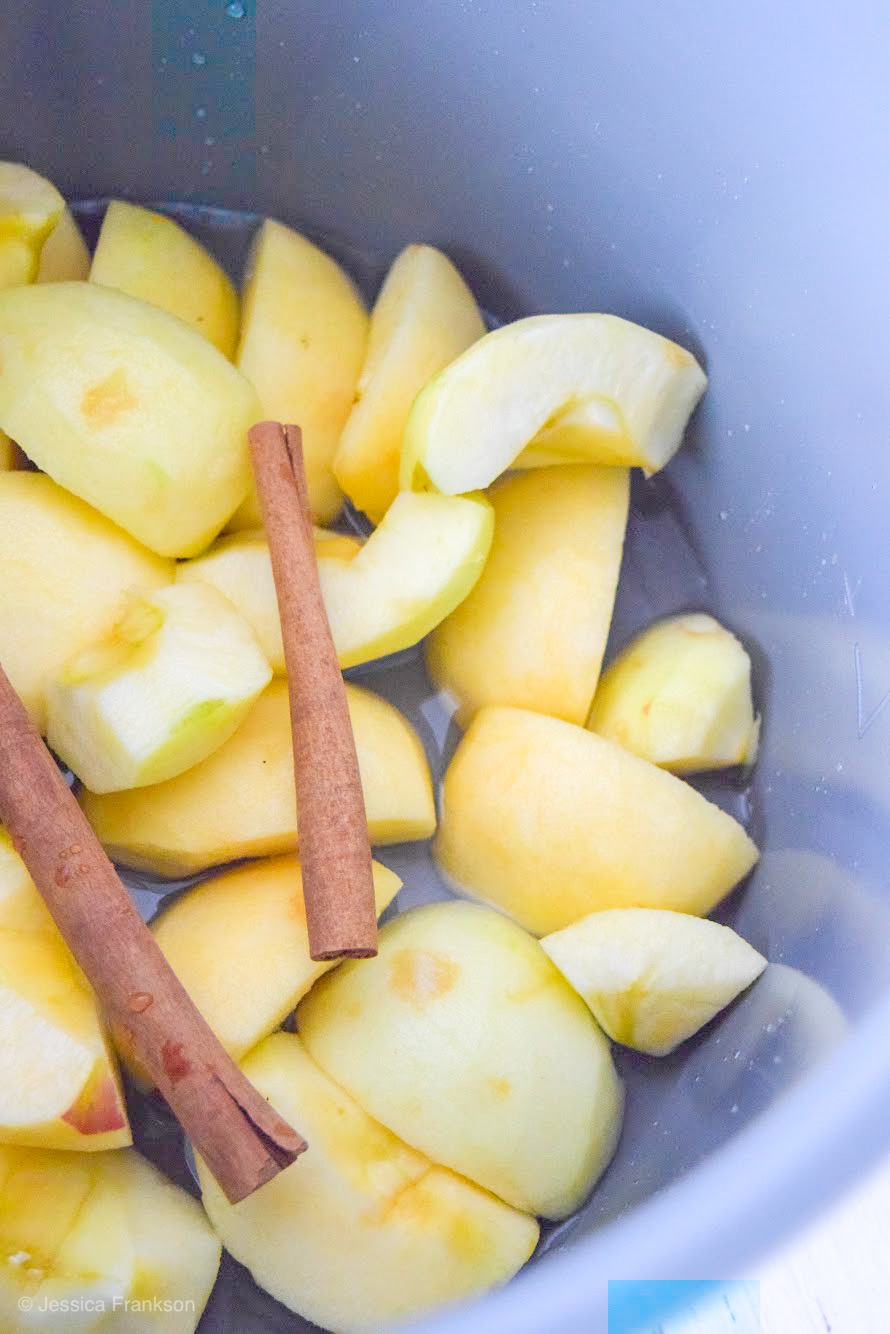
left=389, top=948, right=459, bottom=1008
left=62, top=1066, right=127, bottom=1135
left=161, top=1040, right=192, bottom=1082
left=81, top=367, right=139, bottom=428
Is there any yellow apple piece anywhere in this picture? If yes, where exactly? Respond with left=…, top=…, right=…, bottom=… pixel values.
left=46, top=582, right=271, bottom=794
left=436, top=706, right=759, bottom=936
left=0, top=431, right=15, bottom=470
left=198, top=1032, right=537, bottom=1334
left=90, top=200, right=239, bottom=357
left=427, top=465, right=629, bottom=727
left=542, top=908, right=767, bottom=1056
left=81, top=679, right=435, bottom=876
left=0, top=472, right=172, bottom=731
left=588, top=612, right=760, bottom=772
left=0, top=829, right=54, bottom=933
left=401, top=313, right=707, bottom=494
left=0, top=281, right=260, bottom=556
left=299, top=900, right=623, bottom=1220
left=152, top=855, right=401, bottom=1060
left=0, top=1145, right=221, bottom=1332
left=0, top=161, right=65, bottom=288
left=35, top=205, right=90, bottom=283
left=318, top=490, right=494, bottom=668
left=178, top=526, right=362, bottom=674
left=333, top=243, right=486, bottom=522
left=232, top=218, right=368, bottom=526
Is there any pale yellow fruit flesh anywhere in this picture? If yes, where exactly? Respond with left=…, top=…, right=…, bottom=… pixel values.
left=588, top=612, right=760, bottom=772
left=152, top=855, right=401, bottom=1060
left=46, top=582, right=272, bottom=793
left=427, top=464, right=629, bottom=727
left=401, top=313, right=707, bottom=494
left=542, top=908, right=767, bottom=1056
left=0, top=1145, right=221, bottom=1333
left=436, top=706, right=759, bottom=936
left=0, top=281, right=260, bottom=556
left=0, top=431, right=15, bottom=469
left=318, top=490, right=495, bottom=668
left=334, top=243, right=486, bottom=522
left=299, top=900, right=624, bottom=1220
left=177, top=526, right=362, bottom=675
left=198, top=1032, right=538, bottom=1334
left=233, top=218, right=368, bottom=525
left=0, top=472, right=172, bottom=731
left=0, top=829, right=54, bottom=933
left=0, top=162, right=65, bottom=288
left=81, top=679, right=436, bottom=876
left=35, top=207, right=90, bottom=283
left=90, top=200, right=239, bottom=357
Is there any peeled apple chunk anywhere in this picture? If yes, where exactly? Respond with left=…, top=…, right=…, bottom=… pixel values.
left=81, top=679, right=436, bottom=876
left=0, top=472, right=172, bottom=732
left=427, top=465, right=629, bottom=727
left=333, top=243, right=486, bottom=522
left=541, top=908, right=767, bottom=1056
left=435, top=707, right=759, bottom=936
left=0, top=161, right=65, bottom=288
left=177, top=526, right=362, bottom=674
left=400, top=313, right=707, bottom=494
left=299, top=900, right=624, bottom=1219
left=198, top=1033, right=538, bottom=1334
left=0, top=281, right=260, bottom=556
left=0, top=833, right=130, bottom=1151
left=0, top=1145, right=221, bottom=1333
left=90, top=200, right=239, bottom=357
left=0, top=432, right=15, bottom=469
left=35, top=205, right=90, bottom=283
left=232, top=218, right=369, bottom=525
left=318, top=490, right=494, bottom=668
left=46, top=582, right=272, bottom=794
left=588, top=612, right=760, bottom=772
left=151, top=855, right=401, bottom=1060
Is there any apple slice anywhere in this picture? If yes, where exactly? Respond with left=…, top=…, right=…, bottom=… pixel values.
left=0, top=281, right=260, bottom=556
left=35, top=206, right=90, bottom=283
left=81, top=679, right=436, bottom=876
left=0, top=829, right=54, bottom=933
left=152, top=855, right=401, bottom=1060
left=436, top=706, right=759, bottom=936
left=588, top=612, right=760, bottom=772
left=178, top=526, right=361, bottom=674
left=318, top=490, right=494, bottom=668
left=334, top=244, right=486, bottom=522
left=232, top=218, right=368, bottom=526
left=0, top=1145, right=221, bottom=1332
left=198, top=1032, right=538, bottom=1333
left=0, top=929, right=129, bottom=1152
left=541, top=908, right=767, bottom=1055
left=401, top=313, right=707, bottom=494
left=46, top=582, right=271, bottom=794
left=0, top=161, right=65, bottom=288
left=0, top=472, right=172, bottom=731
left=428, top=464, right=629, bottom=727
left=90, top=200, right=239, bottom=358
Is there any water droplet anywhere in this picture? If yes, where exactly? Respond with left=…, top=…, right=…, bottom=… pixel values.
left=195, top=105, right=208, bottom=119
left=225, top=0, right=246, bottom=16
left=204, top=136, right=216, bottom=146
left=128, top=992, right=154, bottom=1013
left=191, top=51, right=207, bottom=67
left=200, top=160, right=212, bottom=176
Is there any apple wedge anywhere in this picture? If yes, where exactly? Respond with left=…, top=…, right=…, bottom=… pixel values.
left=334, top=243, right=486, bottom=522
left=436, top=706, right=759, bottom=935
left=90, top=200, right=239, bottom=357
left=0, top=828, right=54, bottom=933
left=35, top=205, right=90, bottom=283
left=0, top=472, right=172, bottom=731
left=0, top=281, right=260, bottom=556
left=401, top=313, right=707, bottom=494
left=198, top=1033, right=538, bottom=1333
left=0, top=1146, right=221, bottom=1333
left=46, top=582, right=271, bottom=794
left=428, top=465, right=629, bottom=727
left=178, top=526, right=361, bottom=674
left=0, top=161, right=65, bottom=288
left=81, top=679, right=436, bottom=876
left=300, top=901, right=623, bottom=1220
left=151, top=855, right=401, bottom=1060
left=588, top=612, right=760, bottom=772
left=232, top=218, right=368, bottom=525
left=0, top=432, right=15, bottom=470
left=541, top=908, right=767, bottom=1055
left=318, top=490, right=494, bottom=668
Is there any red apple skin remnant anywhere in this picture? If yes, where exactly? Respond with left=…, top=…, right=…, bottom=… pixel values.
left=161, top=1040, right=192, bottom=1081
left=62, top=1071, right=126, bottom=1134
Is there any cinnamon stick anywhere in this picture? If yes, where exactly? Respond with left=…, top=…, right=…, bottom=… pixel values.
left=0, top=664, right=306, bottom=1204
left=248, top=421, right=378, bottom=961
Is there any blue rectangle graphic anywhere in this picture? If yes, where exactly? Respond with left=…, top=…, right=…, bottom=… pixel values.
left=608, top=1279, right=760, bottom=1332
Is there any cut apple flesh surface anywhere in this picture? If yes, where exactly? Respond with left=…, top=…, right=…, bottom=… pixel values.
left=401, top=313, right=707, bottom=493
